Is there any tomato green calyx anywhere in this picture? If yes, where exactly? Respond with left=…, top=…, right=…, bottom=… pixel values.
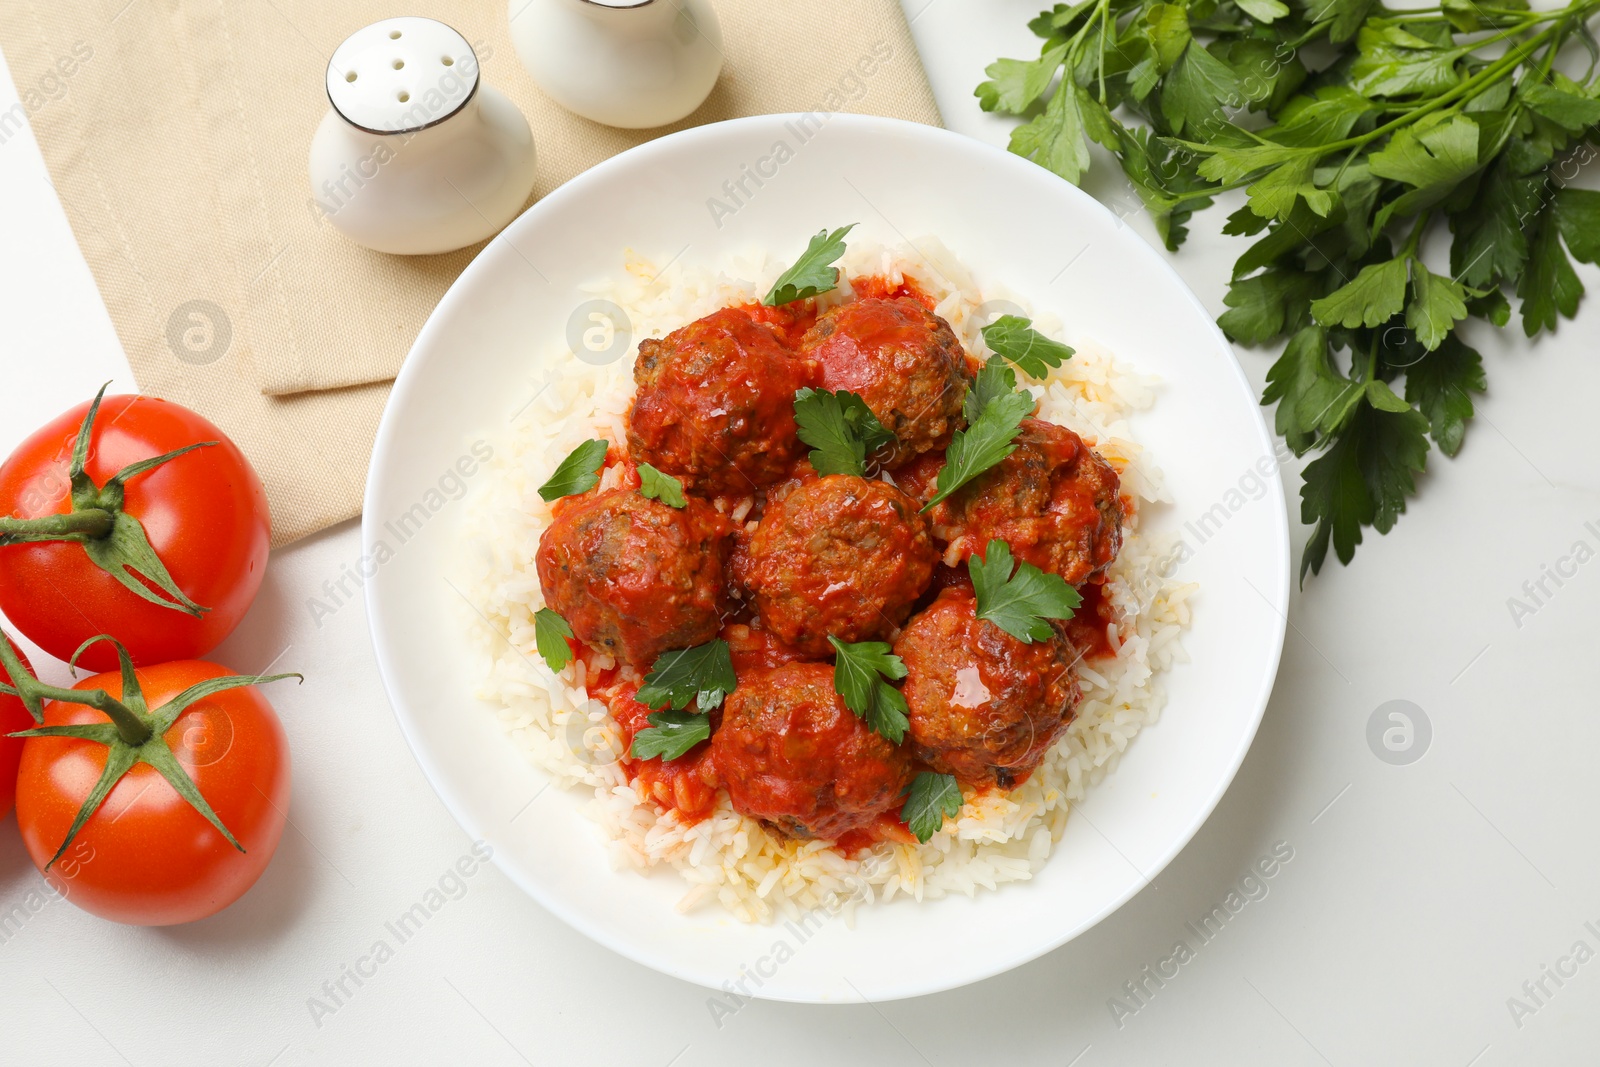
left=0, top=634, right=300, bottom=869
left=0, top=384, right=217, bottom=618
left=0, top=631, right=46, bottom=723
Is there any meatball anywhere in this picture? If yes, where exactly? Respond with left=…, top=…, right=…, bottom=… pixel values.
left=738, top=474, right=937, bottom=656
left=895, top=587, right=1081, bottom=789
left=916, top=418, right=1124, bottom=585
left=536, top=489, right=733, bottom=668
left=798, top=297, right=972, bottom=467
left=712, top=662, right=913, bottom=840
left=627, top=307, right=816, bottom=495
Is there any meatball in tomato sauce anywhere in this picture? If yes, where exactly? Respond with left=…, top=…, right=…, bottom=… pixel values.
left=712, top=662, right=913, bottom=840
left=798, top=297, right=972, bottom=468
left=738, top=474, right=936, bottom=656
left=911, top=418, right=1124, bottom=586
left=536, top=489, right=733, bottom=668
left=895, top=587, right=1081, bottom=789
left=626, top=308, right=816, bottom=496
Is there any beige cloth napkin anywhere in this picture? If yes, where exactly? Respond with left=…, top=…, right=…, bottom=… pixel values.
left=0, top=0, right=941, bottom=545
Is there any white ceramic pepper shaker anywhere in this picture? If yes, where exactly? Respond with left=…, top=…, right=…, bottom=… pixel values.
left=508, top=0, right=722, bottom=129
left=310, top=17, right=538, bottom=256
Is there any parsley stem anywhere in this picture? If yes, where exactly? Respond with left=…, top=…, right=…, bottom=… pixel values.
left=1188, top=20, right=1253, bottom=34
left=1319, top=12, right=1587, bottom=159
left=1402, top=211, right=1432, bottom=257
left=1171, top=177, right=1251, bottom=203
left=1281, top=21, right=1333, bottom=50
left=1536, top=27, right=1569, bottom=76
left=1096, top=0, right=1110, bottom=105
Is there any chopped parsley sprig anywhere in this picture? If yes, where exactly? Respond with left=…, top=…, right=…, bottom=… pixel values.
left=979, top=0, right=1600, bottom=580
left=969, top=539, right=1081, bottom=643
left=901, top=771, right=963, bottom=843
left=634, top=639, right=736, bottom=712
left=637, top=462, right=686, bottom=507
left=630, top=711, right=710, bottom=761
left=628, top=639, right=736, bottom=760
left=538, top=439, right=608, bottom=502
left=534, top=607, right=575, bottom=672
left=923, top=380, right=1032, bottom=511
left=764, top=225, right=857, bottom=305
left=828, top=636, right=911, bottom=743
left=981, top=315, right=1075, bottom=378
left=793, top=387, right=894, bottom=477
left=965, top=356, right=1018, bottom=422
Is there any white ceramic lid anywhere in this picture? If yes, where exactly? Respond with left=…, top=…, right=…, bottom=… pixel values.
left=325, top=17, right=478, bottom=134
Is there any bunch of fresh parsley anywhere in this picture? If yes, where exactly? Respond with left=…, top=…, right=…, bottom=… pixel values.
left=980, top=0, right=1600, bottom=579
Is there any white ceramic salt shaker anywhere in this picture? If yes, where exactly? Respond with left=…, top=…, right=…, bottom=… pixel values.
left=310, top=17, right=538, bottom=255
left=508, top=0, right=722, bottom=129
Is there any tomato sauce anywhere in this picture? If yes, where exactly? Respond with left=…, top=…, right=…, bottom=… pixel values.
left=922, top=562, right=973, bottom=600
left=848, top=274, right=935, bottom=309
left=739, top=300, right=818, bottom=348
left=1065, top=580, right=1118, bottom=661
left=834, top=811, right=917, bottom=856
left=737, top=276, right=934, bottom=350
left=718, top=622, right=808, bottom=673
left=575, top=643, right=622, bottom=693
left=607, top=685, right=720, bottom=823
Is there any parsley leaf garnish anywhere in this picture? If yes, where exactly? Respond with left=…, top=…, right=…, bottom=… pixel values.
left=629, top=711, right=711, bottom=761
left=1404, top=263, right=1469, bottom=352
left=635, top=639, right=736, bottom=712
left=827, top=636, right=910, bottom=743
left=763, top=225, right=857, bottom=306
left=792, top=387, right=894, bottom=477
left=1404, top=336, right=1484, bottom=456
left=1309, top=258, right=1409, bottom=330
left=1553, top=189, right=1600, bottom=265
left=969, top=539, right=1081, bottom=643
left=538, top=439, right=608, bottom=502
left=1008, top=74, right=1094, bottom=183
left=534, top=607, right=575, bottom=673
left=1300, top=404, right=1430, bottom=581
left=965, top=357, right=1018, bottom=423
left=901, top=772, right=963, bottom=843
left=923, top=386, right=1032, bottom=511
left=1449, top=155, right=1541, bottom=289
left=1518, top=207, right=1584, bottom=339
left=981, top=315, right=1074, bottom=378
left=1516, top=71, right=1600, bottom=131
left=1217, top=269, right=1318, bottom=346
left=976, top=42, right=1070, bottom=114
left=637, top=462, right=686, bottom=508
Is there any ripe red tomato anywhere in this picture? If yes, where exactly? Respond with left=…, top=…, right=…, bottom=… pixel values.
left=0, top=637, right=33, bottom=819
left=0, top=393, right=270, bottom=671
left=15, top=659, right=291, bottom=926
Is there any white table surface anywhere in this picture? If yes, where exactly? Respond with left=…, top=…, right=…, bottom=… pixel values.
left=2, top=4, right=1597, bottom=1065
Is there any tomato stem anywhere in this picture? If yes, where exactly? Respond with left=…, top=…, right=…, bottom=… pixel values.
left=0, top=632, right=42, bottom=723
left=0, top=385, right=215, bottom=618
left=76, top=689, right=152, bottom=747
left=0, top=508, right=115, bottom=544
left=0, top=632, right=150, bottom=743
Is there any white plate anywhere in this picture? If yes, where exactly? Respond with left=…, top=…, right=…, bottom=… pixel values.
left=363, top=114, right=1289, bottom=1003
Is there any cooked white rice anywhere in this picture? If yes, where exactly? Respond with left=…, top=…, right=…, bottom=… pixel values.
left=457, top=238, right=1195, bottom=923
